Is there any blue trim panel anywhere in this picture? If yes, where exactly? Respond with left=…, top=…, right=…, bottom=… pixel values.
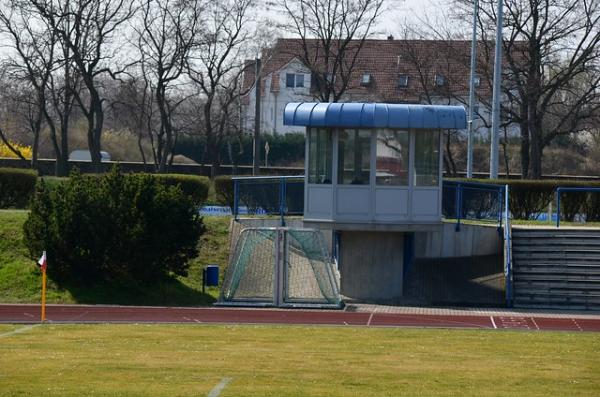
left=283, top=102, right=467, bottom=130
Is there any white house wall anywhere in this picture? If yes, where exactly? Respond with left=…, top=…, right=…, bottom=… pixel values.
left=244, top=59, right=313, bottom=135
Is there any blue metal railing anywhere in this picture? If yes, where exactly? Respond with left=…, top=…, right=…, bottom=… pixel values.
left=555, top=187, right=600, bottom=227
left=442, top=180, right=506, bottom=231
left=502, top=184, right=513, bottom=307
left=232, top=176, right=305, bottom=226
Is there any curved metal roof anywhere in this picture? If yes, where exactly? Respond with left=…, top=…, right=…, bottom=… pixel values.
left=283, top=102, right=467, bottom=129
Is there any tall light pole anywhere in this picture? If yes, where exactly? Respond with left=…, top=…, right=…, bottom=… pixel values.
left=253, top=58, right=262, bottom=175
left=466, top=0, right=479, bottom=178
left=489, top=0, right=504, bottom=179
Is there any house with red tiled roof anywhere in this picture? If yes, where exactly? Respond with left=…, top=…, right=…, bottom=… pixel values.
left=242, top=37, right=504, bottom=135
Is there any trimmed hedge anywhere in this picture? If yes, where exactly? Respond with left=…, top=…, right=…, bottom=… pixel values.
left=0, top=171, right=209, bottom=209
left=23, top=167, right=206, bottom=283
left=452, top=178, right=600, bottom=221
left=154, top=174, right=210, bottom=206
left=0, top=167, right=38, bottom=208
left=214, top=175, right=234, bottom=210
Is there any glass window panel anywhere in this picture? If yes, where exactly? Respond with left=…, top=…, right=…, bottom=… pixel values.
left=414, top=130, right=440, bottom=186
left=285, top=73, right=295, bottom=88
left=308, top=128, right=332, bottom=184
left=337, top=129, right=371, bottom=185
left=376, top=130, right=408, bottom=185
left=295, top=74, right=304, bottom=87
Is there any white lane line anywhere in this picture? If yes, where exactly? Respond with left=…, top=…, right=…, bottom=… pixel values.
left=23, top=312, right=34, bottom=318
left=572, top=319, right=583, bottom=332
left=0, top=324, right=41, bottom=338
left=207, top=377, right=233, bottom=397
left=530, top=317, right=540, bottom=330
left=193, top=319, right=203, bottom=323
left=490, top=316, right=497, bottom=329
left=367, top=312, right=374, bottom=327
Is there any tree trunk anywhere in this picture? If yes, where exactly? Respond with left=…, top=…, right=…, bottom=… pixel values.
left=519, top=101, right=530, bottom=179
left=56, top=155, right=69, bottom=177
left=444, top=131, right=456, bottom=177
left=207, top=135, right=221, bottom=178
left=87, top=89, right=104, bottom=173
left=502, top=130, right=510, bottom=178
left=528, top=103, right=543, bottom=179
left=530, top=129, right=543, bottom=179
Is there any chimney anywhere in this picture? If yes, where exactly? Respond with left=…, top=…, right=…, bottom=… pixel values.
left=387, top=34, right=394, bottom=41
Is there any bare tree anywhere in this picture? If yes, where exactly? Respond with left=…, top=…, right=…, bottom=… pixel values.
left=133, top=0, right=201, bottom=172
left=392, top=36, right=470, bottom=176
left=109, top=77, right=154, bottom=165
left=455, top=0, right=600, bottom=178
left=29, top=0, right=136, bottom=172
left=186, top=0, right=254, bottom=177
left=277, top=0, right=384, bottom=102
left=0, top=0, right=57, bottom=169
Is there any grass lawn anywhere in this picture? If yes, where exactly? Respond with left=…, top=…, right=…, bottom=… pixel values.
left=0, top=324, right=599, bottom=396
left=0, top=210, right=231, bottom=306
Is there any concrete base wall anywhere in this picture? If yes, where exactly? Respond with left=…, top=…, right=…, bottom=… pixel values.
left=415, top=222, right=501, bottom=259
left=339, top=231, right=404, bottom=303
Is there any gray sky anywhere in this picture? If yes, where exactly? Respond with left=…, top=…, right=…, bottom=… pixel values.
left=379, top=0, right=446, bottom=36
left=259, top=0, right=463, bottom=41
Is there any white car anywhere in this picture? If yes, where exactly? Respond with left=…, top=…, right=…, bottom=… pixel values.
left=69, top=150, right=111, bottom=162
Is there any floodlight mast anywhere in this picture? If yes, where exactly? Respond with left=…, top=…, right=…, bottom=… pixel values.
left=253, top=58, right=262, bottom=176
left=489, top=0, right=504, bottom=179
left=466, top=0, right=479, bottom=179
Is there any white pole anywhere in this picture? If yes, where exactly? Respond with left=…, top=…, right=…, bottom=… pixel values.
left=467, top=0, right=479, bottom=178
left=489, top=0, right=504, bottom=179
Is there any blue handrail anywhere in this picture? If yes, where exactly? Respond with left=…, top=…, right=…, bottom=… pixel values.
left=555, top=187, right=600, bottom=227
left=444, top=180, right=505, bottom=231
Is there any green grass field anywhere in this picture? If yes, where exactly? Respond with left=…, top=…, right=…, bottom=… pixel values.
left=0, top=324, right=599, bottom=396
left=0, top=210, right=231, bottom=306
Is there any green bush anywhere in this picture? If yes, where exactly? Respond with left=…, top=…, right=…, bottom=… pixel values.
left=23, top=167, right=206, bottom=283
left=585, top=192, right=600, bottom=221
left=40, top=176, right=69, bottom=191
left=0, top=167, right=37, bottom=208
left=154, top=174, right=210, bottom=206
left=560, top=190, right=587, bottom=222
left=214, top=176, right=234, bottom=210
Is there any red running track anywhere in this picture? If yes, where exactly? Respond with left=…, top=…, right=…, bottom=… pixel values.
left=1, top=304, right=599, bottom=332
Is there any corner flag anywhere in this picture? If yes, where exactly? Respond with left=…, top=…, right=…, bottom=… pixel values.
left=37, top=251, right=47, bottom=322
left=38, top=251, right=47, bottom=272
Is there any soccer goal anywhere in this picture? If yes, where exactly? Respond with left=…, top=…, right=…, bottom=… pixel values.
left=217, top=227, right=343, bottom=309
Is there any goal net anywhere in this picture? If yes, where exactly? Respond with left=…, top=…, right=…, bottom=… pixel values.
left=218, top=227, right=342, bottom=309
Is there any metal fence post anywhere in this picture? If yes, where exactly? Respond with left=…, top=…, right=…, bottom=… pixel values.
left=504, top=184, right=512, bottom=307
left=455, top=183, right=462, bottom=231
left=497, top=188, right=503, bottom=230
left=233, top=179, right=240, bottom=221
left=556, top=188, right=561, bottom=228
left=279, top=177, right=286, bottom=227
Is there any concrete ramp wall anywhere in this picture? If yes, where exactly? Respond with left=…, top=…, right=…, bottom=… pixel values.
left=415, top=223, right=502, bottom=259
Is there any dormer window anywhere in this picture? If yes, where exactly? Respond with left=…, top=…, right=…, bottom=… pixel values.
left=286, top=73, right=305, bottom=88
left=397, top=74, right=409, bottom=88
left=361, top=73, right=373, bottom=86
left=434, top=73, right=447, bottom=87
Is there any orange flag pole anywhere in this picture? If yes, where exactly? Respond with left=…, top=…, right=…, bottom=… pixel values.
left=41, top=268, right=47, bottom=322
left=38, top=251, right=47, bottom=322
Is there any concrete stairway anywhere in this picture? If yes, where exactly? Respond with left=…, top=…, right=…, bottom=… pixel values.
left=512, top=228, right=600, bottom=310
